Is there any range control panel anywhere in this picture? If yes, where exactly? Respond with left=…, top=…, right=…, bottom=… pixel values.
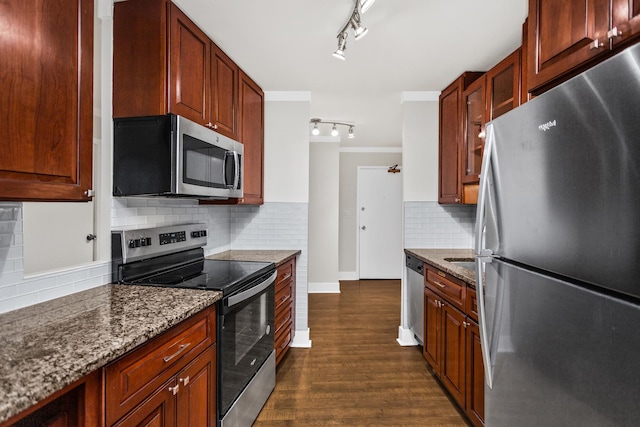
left=113, top=223, right=209, bottom=264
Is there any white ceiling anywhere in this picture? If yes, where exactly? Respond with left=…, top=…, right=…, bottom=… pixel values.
left=172, top=0, right=528, bottom=147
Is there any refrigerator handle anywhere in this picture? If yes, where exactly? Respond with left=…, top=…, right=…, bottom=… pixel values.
left=475, top=123, right=496, bottom=389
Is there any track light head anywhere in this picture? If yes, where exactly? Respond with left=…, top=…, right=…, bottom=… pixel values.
left=333, top=32, right=348, bottom=60
left=312, top=123, right=320, bottom=135
left=348, top=126, right=355, bottom=139
left=331, top=124, right=340, bottom=137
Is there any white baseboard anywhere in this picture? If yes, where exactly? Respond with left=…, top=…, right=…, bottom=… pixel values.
left=290, top=328, right=312, bottom=348
left=396, top=326, right=419, bottom=346
left=308, top=282, right=341, bottom=293
left=338, top=271, right=358, bottom=281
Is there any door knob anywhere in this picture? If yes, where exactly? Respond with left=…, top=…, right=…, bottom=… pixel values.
left=361, top=226, right=366, bottom=230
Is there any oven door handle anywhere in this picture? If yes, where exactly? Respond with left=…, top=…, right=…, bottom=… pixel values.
left=228, top=271, right=277, bottom=307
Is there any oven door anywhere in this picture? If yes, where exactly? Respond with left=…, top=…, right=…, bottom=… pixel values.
left=219, top=271, right=276, bottom=417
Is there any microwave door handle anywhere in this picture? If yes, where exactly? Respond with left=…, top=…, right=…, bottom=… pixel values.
left=232, top=150, right=240, bottom=190
left=223, top=152, right=235, bottom=189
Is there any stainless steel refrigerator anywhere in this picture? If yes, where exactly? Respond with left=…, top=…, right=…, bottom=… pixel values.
left=475, top=42, right=640, bottom=426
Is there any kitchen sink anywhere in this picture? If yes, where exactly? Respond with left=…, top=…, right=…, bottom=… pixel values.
left=444, top=258, right=476, bottom=271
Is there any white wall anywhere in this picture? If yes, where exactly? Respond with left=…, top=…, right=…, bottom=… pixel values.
left=402, top=95, right=440, bottom=201
left=338, top=150, right=403, bottom=278
left=308, top=142, right=339, bottom=292
left=263, top=93, right=311, bottom=203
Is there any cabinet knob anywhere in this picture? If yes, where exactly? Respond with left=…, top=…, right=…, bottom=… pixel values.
left=478, top=130, right=486, bottom=139
left=463, top=321, right=469, bottom=328
left=590, top=39, right=604, bottom=49
left=179, top=376, right=190, bottom=386
left=607, top=27, right=622, bottom=39
left=169, top=384, right=180, bottom=395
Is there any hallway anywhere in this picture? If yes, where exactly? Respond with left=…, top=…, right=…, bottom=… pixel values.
left=254, top=280, right=470, bottom=426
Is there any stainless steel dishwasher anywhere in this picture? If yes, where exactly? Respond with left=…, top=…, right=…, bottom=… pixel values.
left=406, top=254, right=424, bottom=345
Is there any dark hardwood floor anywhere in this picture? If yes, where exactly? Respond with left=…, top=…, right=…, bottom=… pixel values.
left=254, top=280, right=470, bottom=426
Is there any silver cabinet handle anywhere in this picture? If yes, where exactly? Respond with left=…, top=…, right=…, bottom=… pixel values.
left=169, top=384, right=180, bottom=395
left=179, top=376, right=190, bottom=386
left=607, top=27, right=622, bottom=39
left=433, top=280, right=446, bottom=289
left=590, top=39, right=604, bottom=49
left=163, top=343, right=190, bottom=363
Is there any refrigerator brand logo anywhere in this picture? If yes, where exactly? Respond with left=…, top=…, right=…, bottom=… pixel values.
left=538, top=120, right=557, bottom=132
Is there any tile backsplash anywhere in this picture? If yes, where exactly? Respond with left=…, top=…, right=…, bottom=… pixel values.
left=0, top=200, right=310, bottom=327
left=404, top=201, right=476, bottom=248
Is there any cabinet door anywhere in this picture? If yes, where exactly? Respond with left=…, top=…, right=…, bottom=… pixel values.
left=465, top=320, right=485, bottom=427
left=423, top=288, right=441, bottom=371
left=438, top=82, right=462, bottom=204
left=486, top=49, right=521, bottom=122
left=462, top=77, right=485, bottom=185
left=211, top=44, right=239, bottom=139
left=176, top=345, right=217, bottom=427
left=527, top=0, right=609, bottom=93
left=440, top=304, right=466, bottom=406
left=0, top=0, right=93, bottom=201
left=113, top=380, right=176, bottom=427
left=169, top=3, right=210, bottom=126
left=238, top=71, right=264, bottom=205
left=611, top=0, right=640, bottom=47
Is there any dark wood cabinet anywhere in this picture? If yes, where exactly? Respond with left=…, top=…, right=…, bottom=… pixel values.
left=528, top=0, right=640, bottom=94
left=211, top=45, right=239, bottom=139
left=0, top=0, right=93, bottom=201
left=114, top=0, right=240, bottom=137
left=237, top=71, right=265, bottom=205
left=423, top=265, right=484, bottom=426
left=461, top=49, right=521, bottom=204
left=168, top=3, right=211, bottom=126
left=275, top=257, right=296, bottom=365
left=440, top=304, right=466, bottom=406
left=105, top=306, right=217, bottom=426
left=1, top=372, right=102, bottom=427
left=465, top=319, right=485, bottom=427
left=438, top=73, right=484, bottom=205
left=423, top=288, right=442, bottom=370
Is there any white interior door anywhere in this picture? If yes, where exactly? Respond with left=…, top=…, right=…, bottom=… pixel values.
left=357, top=167, right=402, bottom=279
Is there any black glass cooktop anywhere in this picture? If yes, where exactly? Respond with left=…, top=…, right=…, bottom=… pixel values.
left=131, top=259, right=275, bottom=296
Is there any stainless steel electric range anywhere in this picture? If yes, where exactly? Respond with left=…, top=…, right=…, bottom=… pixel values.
left=112, top=223, right=276, bottom=427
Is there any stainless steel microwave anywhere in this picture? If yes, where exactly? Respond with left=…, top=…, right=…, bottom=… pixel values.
left=113, top=114, right=243, bottom=199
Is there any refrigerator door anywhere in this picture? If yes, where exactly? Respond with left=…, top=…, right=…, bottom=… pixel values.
left=487, top=42, right=640, bottom=299
left=483, top=259, right=640, bottom=427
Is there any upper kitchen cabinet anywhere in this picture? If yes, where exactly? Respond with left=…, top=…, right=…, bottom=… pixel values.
left=438, top=73, right=484, bottom=205
left=461, top=49, right=521, bottom=205
left=114, top=0, right=240, bottom=140
left=211, top=44, right=239, bottom=139
left=527, top=0, right=640, bottom=94
left=0, top=0, right=94, bottom=201
left=238, top=71, right=265, bottom=205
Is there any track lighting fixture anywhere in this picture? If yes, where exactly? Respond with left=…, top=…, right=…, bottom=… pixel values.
left=310, top=118, right=356, bottom=139
left=333, top=0, right=375, bottom=60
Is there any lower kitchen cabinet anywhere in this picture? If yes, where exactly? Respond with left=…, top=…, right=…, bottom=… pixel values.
left=424, top=265, right=484, bottom=426
left=3, top=371, right=102, bottom=427
left=113, top=345, right=216, bottom=427
left=105, top=305, right=217, bottom=426
left=275, top=257, right=296, bottom=365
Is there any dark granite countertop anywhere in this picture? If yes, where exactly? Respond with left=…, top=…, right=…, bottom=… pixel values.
left=0, top=284, right=222, bottom=424
left=206, top=249, right=300, bottom=267
left=404, top=248, right=476, bottom=286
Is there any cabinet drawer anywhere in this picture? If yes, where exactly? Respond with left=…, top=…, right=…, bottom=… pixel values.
left=275, top=320, right=292, bottom=365
left=276, top=259, right=294, bottom=291
left=466, top=287, right=479, bottom=322
left=105, top=306, right=216, bottom=425
left=275, top=302, right=293, bottom=337
left=275, top=281, right=292, bottom=311
left=426, top=270, right=465, bottom=311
